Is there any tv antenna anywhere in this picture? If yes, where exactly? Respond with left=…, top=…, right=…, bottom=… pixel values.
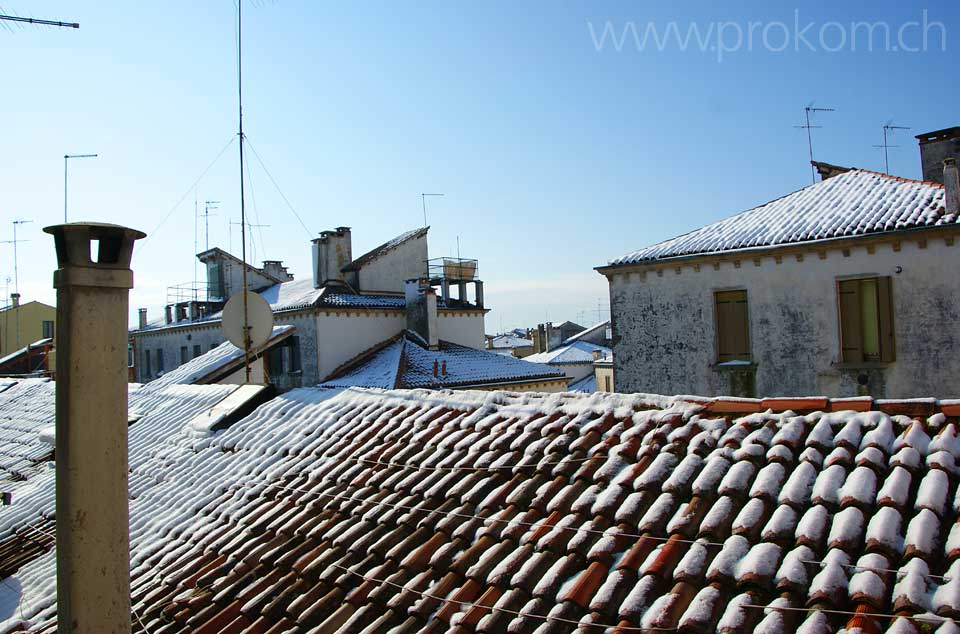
left=421, top=193, right=444, bottom=227
left=0, top=12, right=78, bottom=30
left=0, top=220, right=33, bottom=348
left=794, top=104, right=835, bottom=184
left=229, top=220, right=270, bottom=256
left=873, top=121, right=910, bottom=175
left=202, top=200, right=219, bottom=251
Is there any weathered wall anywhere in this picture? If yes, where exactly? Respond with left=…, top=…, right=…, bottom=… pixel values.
left=0, top=302, right=56, bottom=355
left=595, top=364, right=614, bottom=392
left=358, top=235, right=428, bottom=293
left=549, top=362, right=595, bottom=383
left=607, top=235, right=960, bottom=398
left=133, top=310, right=319, bottom=387
left=315, top=310, right=406, bottom=380
left=438, top=312, right=486, bottom=349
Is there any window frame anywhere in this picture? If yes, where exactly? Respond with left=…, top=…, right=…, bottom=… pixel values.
left=713, top=288, right=752, bottom=364
left=837, top=275, right=896, bottom=364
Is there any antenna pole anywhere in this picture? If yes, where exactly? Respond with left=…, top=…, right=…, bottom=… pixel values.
left=873, top=123, right=910, bottom=175
left=2, top=220, right=33, bottom=349
left=794, top=106, right=834, bottom=183
left=203, top=200, right=219, bottom=250
left=421, top=193, right=444, bottom=227
left=237, top=0, right=251, bottom=383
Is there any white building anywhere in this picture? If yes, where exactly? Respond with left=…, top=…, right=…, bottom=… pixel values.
left=130, top=226, right=488, bottom=388
left=598, top=152, right=960, bottom=399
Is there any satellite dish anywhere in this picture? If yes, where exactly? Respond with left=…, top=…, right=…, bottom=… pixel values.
left=222, top=291, right=274, bottom=350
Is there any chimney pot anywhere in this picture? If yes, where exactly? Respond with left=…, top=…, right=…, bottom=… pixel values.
left=944, top=158, right=959, bottom=216
left=138, top=307, right=147, bottom=330
left=10, top=293, right=20, bottom=308
left=433, top=359, right=439, bottom=377
left=441, top=360, right=447, bottom=376
left=44, top=221, right=143, bottom=634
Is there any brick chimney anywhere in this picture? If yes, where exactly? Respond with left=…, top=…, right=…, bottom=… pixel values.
left=44, top=222, right=144, bottom=634
left=138, top=307, right=147, bottom=329
left=917, top=127, right=960, bottom=184
left=405, top=278, right=439, bottom=350
left=311, top=227, right=352, bottom=289
left=944, top=158, right=959, bottom=216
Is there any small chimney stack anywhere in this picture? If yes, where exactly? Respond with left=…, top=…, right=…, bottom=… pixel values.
left=944, top=158, right=959, bottom=216
left=44, top=222, right=144, bottom=634
left=311, top=227, right=353, bottom=289
left=405, top=278, right=439, bottom=350
left=137, top=307, right=147, bottom=329
left=917, top=127, right=960, bottom=184
left=10, top=292, right=19, bottom=309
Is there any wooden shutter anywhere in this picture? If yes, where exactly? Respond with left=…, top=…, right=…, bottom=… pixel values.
left=878, top=276, right=896, bottom=362
left=715, top=290, right=750, bottom=362
left=838, top=279, right=863, bottom=363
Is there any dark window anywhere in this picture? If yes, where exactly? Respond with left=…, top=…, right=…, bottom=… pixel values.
left=838, top=277, right=895, bottom=363
left=604, top=375, right=611, bottom=392
left=156, top=349, right=164, bottom=373
left=193, top=344, right=202, bottom=358
left=42, top=321, right=54, bottom=339
left=289, top=337, right=301, bottom=372
left=180, top=346, right=189, bottom=364
left=715, top=290, right=751, bottom=363
left=269, top=345, right=284, bottom=375
left=128, top=344, right=134, bottom=368
left=144, top=349, right=151, bottom=376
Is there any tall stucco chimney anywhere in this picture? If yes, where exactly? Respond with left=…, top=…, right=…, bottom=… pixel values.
left=944, top=158, right=959, bottom=216
left=917, top=127, right=960, bottom=184
left=311, top=227, right=353, bottom=289
left=44, top=222, right=144, bottom=634
left=10, top=293, right=19, bottom=308
left=137, top=307, right=147, bottom=329
left=405, top=278, right=439, bottom=350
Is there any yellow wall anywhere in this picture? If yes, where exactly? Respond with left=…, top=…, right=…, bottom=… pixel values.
left=0, top=301, right=56, bottom=356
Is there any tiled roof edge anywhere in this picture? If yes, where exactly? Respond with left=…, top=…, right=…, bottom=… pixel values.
left=699, top=395, right=959, bottom=416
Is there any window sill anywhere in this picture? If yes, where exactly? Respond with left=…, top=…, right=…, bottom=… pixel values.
left=710, top=362, right=757, bottom=372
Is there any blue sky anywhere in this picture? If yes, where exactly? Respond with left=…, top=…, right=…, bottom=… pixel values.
left=2, top=1, right=958, bottom=331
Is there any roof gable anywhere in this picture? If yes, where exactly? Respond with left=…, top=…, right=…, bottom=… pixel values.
left=609, top=169, right=955, bottom=266
left=342, top=227, right=429, bottom=272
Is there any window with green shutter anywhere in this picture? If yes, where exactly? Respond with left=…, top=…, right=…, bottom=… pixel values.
left=838, top=277, right=895, bottom=363
left=715, top=290, right=751, bottom=363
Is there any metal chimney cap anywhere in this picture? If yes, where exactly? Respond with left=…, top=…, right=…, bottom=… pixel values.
left=44, top=222, right=146, bottom=270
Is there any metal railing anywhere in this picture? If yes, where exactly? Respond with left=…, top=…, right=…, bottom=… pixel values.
left=426, top=257, right=479, bottom=282
left=166, top=282, right=214, bottom=305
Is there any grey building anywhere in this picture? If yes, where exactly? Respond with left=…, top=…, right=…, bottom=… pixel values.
left=598, top=146, right=960, bottom=399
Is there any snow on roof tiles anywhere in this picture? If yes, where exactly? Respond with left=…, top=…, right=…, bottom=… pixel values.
left=525, top=339, right=612, bottom=365
left=321, top=335, right=566, bottom=389
left=5, top=389, right=960, bottom=632
left=143, top=325, right=295, bottom=388
left=489, top=334, right=533, bottom=349
left=610, top=169, right=956, bottom=266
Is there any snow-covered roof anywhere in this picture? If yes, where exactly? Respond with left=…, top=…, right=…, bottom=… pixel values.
left=489, top=334, right=533, bottom=349
left=0, top=339, right=52, bottom=370
left=568, top=373, right=596, bottom=393
left=342, top=226, right=428, bottom=272
left=525, top=339, right=612, bottom=365
left=609, top=169, right=957, bottom=266
left=143, top=325, right=295, bottom=388
left=321, top=335, right=567, bottom=389
left=562, top=320, right=610, bottom=345
left=4, top=389, right=960, bottom=632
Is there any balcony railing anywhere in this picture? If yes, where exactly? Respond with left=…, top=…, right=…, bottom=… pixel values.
left=166, top=282, right=214, bottom=305
left=426, top=257, right=479, bottom=282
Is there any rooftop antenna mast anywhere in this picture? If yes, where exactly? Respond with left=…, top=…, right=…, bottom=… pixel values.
left=0, top=220, right=33, bottom=348
left=873, top=121, right=910, bottom=175
left=236, top=0, right=252, bottom=383
left=795, top=104, right=835, bottom=184
left=0, top=12, right=78, bottom=29
left=421, top=193, right=444, bottom=227
left=229, top=220, right=269, bottom=256
left=203, top=200, right=219, bottom=251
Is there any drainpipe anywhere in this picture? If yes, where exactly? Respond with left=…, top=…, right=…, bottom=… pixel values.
left=45, top=222, right=145, bottom=634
